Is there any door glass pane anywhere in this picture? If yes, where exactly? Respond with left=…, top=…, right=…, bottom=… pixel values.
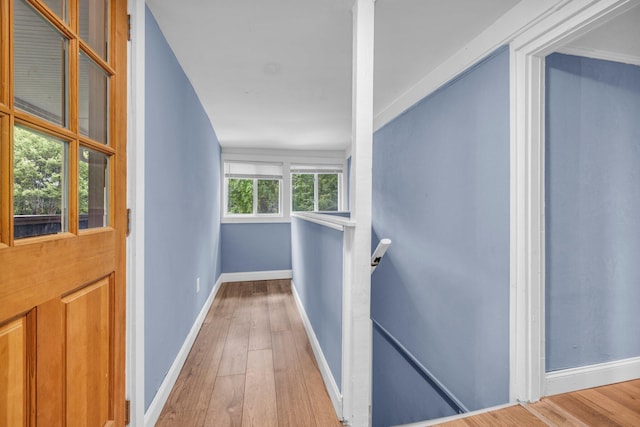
left=292, top=174, right=314, bottom=212
left=257, top=180, right=279, bottom=214
left=227, top=178, right=253, bottom=214
left=41, top=0, right=67, bottom=22
left=79, top=0, right=109, bottom=60
left=14, top=126, right=68, bottom=239
left=318, top=174, right=339, bottom=211
left=79, top=147, right=109, bottom=229
left=79, top=52, right=109, bottom=144
left=14, top=0, right=68, bottom=127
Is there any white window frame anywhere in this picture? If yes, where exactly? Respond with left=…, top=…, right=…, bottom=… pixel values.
left=223, top=161, right=283, bottom=219
left=290, top=171, right=343, bottom=213
left=221, top=150, right=348, bottom=223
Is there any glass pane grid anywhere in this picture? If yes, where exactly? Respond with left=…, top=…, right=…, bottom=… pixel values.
left=227, top=178, right=253, bottom=214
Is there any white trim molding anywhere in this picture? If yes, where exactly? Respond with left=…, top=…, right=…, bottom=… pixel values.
left=220, top=269, right=292, bottom=283
left=292, top=212, right=355, bottom=231
left=556, top=46, right=640, bottom=66
left=291, top=281, right=343, bottom=418
left=509, top=0, right=639, bottom=404
left=545, top=357, right=640, bottom=396
left=126, top=0, right=146, bottom=425
left=144, top=276, right=223, bottom=427
left=374, top=0, right=572, bottom=132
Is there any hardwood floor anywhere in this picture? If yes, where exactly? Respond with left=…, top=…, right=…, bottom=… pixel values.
left=434, top=379, right=640, bottom=426
left=156, top=280, right=342, bottom=427
left=157, top=279, right=639, bottom=427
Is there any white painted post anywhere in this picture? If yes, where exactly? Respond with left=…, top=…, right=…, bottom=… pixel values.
left=126, top=0, right=146, bottom=425
left=345, top=0, right=375, bottom=425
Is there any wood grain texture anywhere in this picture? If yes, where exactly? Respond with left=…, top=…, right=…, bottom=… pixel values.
left=242, top=349, right=278, bottom=427
left=204, top=374, right=245, bottom=427
left=0, top=317, right=25, bottom=427
left=36, top=299, right=65, bottom=426
left=272, top=330, right=316, bottom=427
left=267, top=281, right=291, bottom=332
left=63, top=278, right=112, bottom=427
left=248, top=282, right=272, bottom=351
left=158, top=280, right=342, bottom=427
left=438, top=380, right=640, bottom=426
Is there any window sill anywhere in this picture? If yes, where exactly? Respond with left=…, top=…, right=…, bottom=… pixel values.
left=221, top=216, right=291, bottom=224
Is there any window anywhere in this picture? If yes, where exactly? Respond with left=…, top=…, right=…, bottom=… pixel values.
left=224, top=161, right=282, bottom=216
left=291, top=164, right=342, bottom=212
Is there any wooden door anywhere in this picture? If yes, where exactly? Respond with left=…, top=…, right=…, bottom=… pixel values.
left=0, top=0, right=128, bottom=425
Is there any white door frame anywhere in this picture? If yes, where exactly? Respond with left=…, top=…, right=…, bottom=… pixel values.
left=126, top=0, right=146, bottom=425
left=509, top=0, right=639, bottom=404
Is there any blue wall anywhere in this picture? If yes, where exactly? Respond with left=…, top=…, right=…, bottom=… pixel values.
left=221, top=223, right=292, bottom=273
left=545, top=54, right=640, bottom=371
left=371, top=46, right=510, bottom=424
left=145, top=6, right=222, bottom=410
left=291, top=217, right=343, bottom=391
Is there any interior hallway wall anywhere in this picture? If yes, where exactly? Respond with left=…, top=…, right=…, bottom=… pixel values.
left=545, top=53, right=640, bottom=371
left=371, top=46, right=510, bottom=425
left=144, top=5, right=222, bottom=410
left=221, top=223, right=292, bottom=273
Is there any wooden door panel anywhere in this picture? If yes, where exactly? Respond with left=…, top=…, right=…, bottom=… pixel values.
left=63, top=277, right=113, bottom=426
left=0, top=317, right=26, bottom=426
left=0, top=230, right=116, bottom=319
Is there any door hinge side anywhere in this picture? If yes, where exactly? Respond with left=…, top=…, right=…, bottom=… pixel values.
left=128, top=14, right=132, bottom=41
left=125, top=399, right=131, bottom=425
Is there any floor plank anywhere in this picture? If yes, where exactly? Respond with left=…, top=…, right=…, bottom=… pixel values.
left=218, top=286, right=251, bottom=376
left=248, top=283, right=272, bottom=351
left=272, top=330, right=317, bottom=427
left=267, top=281, right=291, bottom=332
left=242, top=349, right=279, bottom=427
left=203, top=374, right=245, bottom=427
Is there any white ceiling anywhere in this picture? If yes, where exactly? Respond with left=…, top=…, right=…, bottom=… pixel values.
left=561, top=3, right=640, bottom=61
left=145, top=0, right=639, bottom=152
left=146, top=0, right=524, bottom=151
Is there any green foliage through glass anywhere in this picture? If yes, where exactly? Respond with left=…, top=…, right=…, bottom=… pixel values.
left=318, top=174, right=338, bottom=211
left=228, top=178, right=253, bottom=214
left=13, top=126, right=66, bottom=216
left=292, top=174, right=314, bottom=212
left=258, top=180, right=279, bottom=214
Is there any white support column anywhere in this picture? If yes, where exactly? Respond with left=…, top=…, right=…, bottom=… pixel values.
left=344, top=0, right=374, bottom=425
left=126, top=0, right=146, bottom=425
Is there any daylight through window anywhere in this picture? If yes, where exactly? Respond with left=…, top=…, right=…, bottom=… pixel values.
left=291, top=164, right=341, bottom=212
left=224, top=161, right=282, bottom=216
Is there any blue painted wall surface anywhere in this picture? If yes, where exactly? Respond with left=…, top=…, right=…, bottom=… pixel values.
left=221, top=223, right=292, bottom=273
left=372, top=327, right=457, bottom=427
left=545, top=54, right=640, bottom=371
left=371, top=46, right=510, bottom=423
left=291, top=217, right=343, bottom=391
left=145, top=6, right=222, bottom=409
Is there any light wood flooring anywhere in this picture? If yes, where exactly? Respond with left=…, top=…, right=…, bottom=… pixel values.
left=156, top=280, right=343, bottom=427
left=157, top=280, right=640, bottom=427
left=434, top=379, right=640, bottom=427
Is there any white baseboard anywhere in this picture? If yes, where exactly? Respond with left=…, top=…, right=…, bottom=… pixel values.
left=545, top=356, right=640, bottom=396
left=144, top=275, right=223, bottom=427
left=221, top=269, right=292, bottom=283
left=291, top=280, right=343, bottom=419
